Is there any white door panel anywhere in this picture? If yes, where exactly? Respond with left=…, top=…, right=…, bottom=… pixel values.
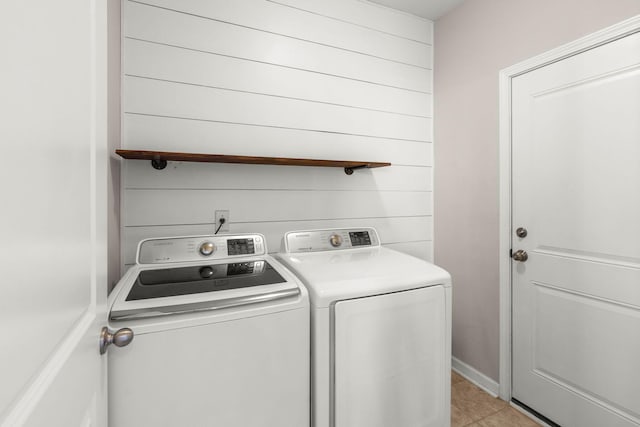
left=512, top=30, right=640, bottom=426
left=521, top=66, right=640, bottom=260
left=532, top=283, right=640, bottom=417
left=0, top=1, right=109, bottom=425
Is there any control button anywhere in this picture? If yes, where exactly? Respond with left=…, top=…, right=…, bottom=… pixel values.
left=329, top=233, right=343, bottom=248
left=199, top=241, right=216, bottom=256
left=199, top=266, right=214, bottom=278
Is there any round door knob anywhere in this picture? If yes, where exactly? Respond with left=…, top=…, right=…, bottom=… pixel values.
left=199, top=241, right=215, bottom=256
left=512, top=250, right=528, bottom=262
left=329, top=234, right=343, bottom=247
left=112, top=328, right=134, bottom=347
left=100, top=327, right=134, bottom=355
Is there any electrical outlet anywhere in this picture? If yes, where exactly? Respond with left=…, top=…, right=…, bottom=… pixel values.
left=215, top=210, right=230, bottom=233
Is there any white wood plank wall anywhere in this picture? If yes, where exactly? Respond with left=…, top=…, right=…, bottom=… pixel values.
left=121, top=0, right=434, bottom=267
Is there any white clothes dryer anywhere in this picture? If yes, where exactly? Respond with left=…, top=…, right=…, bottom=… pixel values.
left=107, top=234, right=309, bottom=427
left=277, top=228, right=451, bottom=427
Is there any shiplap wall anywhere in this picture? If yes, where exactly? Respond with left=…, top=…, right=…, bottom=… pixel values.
left=121, top=0, right=433, bottom=267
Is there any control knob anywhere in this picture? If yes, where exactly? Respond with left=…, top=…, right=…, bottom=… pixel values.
left=199, top=241, right=216, bottom=256
left=199, top=266, right=215, bottom=278
left=329, top=233, right=343, bottom=248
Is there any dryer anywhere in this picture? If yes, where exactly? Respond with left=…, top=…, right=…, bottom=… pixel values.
left=277, top=228, right=451, bottom=427
left=108, top=233, right=309, bottom=427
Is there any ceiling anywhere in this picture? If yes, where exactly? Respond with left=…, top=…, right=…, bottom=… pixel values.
left=366, top=0, right=465, bottom=20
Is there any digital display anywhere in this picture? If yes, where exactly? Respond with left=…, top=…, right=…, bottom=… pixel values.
left=349, top=231, right=371, bottom=246
left=227, top=238, right=255, bottom=256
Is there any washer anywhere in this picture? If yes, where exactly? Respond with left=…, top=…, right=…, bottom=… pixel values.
left=277, top=228, right=451, bottom=427
left=108, top=233, right=309, bottom=427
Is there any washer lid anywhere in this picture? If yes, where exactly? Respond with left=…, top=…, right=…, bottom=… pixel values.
left=109, top=255, right=303, bottom=321
left=124, top=260, right=285, bottom=301
left=277, top=246, right=451, bottom=308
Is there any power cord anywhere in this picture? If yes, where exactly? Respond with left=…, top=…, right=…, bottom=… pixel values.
left=214, top=217, right=226, bottom=235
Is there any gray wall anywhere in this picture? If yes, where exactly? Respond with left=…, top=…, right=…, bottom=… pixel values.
left=120, top=0, right=434, bottom=267
left=434, top=0, right=640, bottom=382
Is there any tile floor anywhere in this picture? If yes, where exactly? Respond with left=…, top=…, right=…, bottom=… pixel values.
left=451, top=371, right=541, bottom=427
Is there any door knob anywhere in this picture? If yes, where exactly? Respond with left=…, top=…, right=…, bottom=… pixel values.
left=99, top=326, right=134, bottom=355
left=512, top=250, right=528, bottom=262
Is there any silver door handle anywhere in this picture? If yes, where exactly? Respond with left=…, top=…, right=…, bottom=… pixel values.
left=99, top=326, right=134, bottom=355
left=512, top=250, right=528, bottom=262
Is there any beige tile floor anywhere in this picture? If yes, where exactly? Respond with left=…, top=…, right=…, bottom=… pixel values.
left=451, top=371, right=541, bottom=427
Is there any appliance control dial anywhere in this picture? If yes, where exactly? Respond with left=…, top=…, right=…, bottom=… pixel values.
left=199, top=241, right=216, bottom=256
left=329, top=233, right=343, bottom=248
left=199, top=266, right=214, bottom=278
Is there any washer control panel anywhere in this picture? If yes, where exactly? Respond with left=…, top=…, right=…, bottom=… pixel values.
left=137, top=234, right=266, bottom=264
left=283, top=228, right=380, bottom=253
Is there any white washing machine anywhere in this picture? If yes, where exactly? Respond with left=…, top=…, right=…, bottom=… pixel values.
left=277, top=228, right=452, bottom=427
left=107, top=233, right=309, bottom=427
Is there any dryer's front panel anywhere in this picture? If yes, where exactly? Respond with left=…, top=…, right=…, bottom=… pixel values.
left=333, top=285, right=447, bottom=427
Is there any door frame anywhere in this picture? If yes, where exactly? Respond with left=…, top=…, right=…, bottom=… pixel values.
left=497, top=14, right=640, bottom=401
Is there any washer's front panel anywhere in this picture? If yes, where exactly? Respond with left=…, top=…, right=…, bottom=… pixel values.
left=332, top=286, right=447, bottom=427
left=109, top=307, right=309, bottom=427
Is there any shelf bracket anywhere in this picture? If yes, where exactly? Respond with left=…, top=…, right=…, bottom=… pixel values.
left=344, top=165, right=369, bottom=175
left=151, top=157, right=167, bottom=170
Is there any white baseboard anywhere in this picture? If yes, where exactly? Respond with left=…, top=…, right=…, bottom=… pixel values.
left=452, top=357, right=500, bottom=398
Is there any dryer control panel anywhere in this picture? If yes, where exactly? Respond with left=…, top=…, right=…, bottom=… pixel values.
left=137, top=234, right=266, bottom=264
left=283, top=228, right=380, bottom=253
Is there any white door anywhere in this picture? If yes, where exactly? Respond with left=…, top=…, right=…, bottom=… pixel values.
left=0, top=1, right=109, bottom=426
left=511, top=30, right=640, bottom=426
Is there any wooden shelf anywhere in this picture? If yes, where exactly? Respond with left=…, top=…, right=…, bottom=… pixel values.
left=115, top=149, right=391, bottom=175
